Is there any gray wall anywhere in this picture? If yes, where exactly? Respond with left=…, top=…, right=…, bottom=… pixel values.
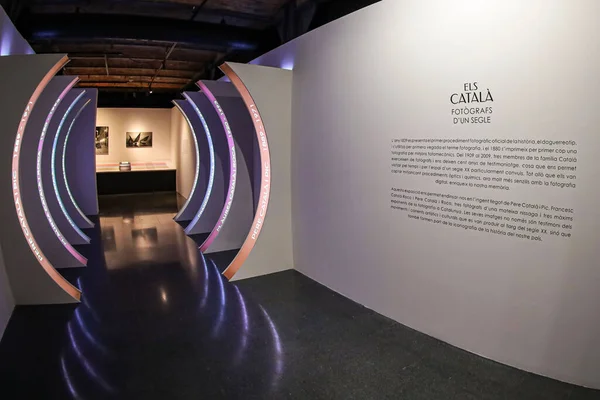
left=0, top=54, right=80, bottom=307
left=172, top=100, right=204, bottom=223
left=0, top=6, right=35, bottom=337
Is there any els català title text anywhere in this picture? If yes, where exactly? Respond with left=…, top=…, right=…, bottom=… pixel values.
left=451, top=82, right=493, bottom=125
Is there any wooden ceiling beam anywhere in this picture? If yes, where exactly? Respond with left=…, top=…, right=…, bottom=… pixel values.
left=64, top=67, right=197, bottom=79
left=77, top=82, right=183, bottom=89
left=76, top=75, right=189, bottom=84
left=98, top=89, right=178, bottom=95
left=68, top=57, right=206, bottom=71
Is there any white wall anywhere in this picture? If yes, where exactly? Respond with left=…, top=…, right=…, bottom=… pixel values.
left=287, top=0, right=600, bottom=389
left=224, top=63, right=295, bottom=281
left=170, top=106, right=180, bottom=193
left=95, top=108, right=173, bottom=166
left=171, top=106, right=196, bottom=198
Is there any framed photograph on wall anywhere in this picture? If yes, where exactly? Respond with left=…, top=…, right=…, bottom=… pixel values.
left=126, top=132, right=153, bottom=148
left=95, top=126, right=109, bottom=155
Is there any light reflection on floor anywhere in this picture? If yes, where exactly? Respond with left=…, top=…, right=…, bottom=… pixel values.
left=59, top=192, right=284, bottom=399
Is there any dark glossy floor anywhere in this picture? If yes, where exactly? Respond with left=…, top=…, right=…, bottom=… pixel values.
left=0, top=192, right=598, bottom=399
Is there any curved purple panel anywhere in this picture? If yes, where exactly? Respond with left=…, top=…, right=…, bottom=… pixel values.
left=197, top=82, right=237, bottom=252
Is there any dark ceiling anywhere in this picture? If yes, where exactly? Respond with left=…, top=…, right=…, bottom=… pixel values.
left=1, top=0, right=379, bottom=107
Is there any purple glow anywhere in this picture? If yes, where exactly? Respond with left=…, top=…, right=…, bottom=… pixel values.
left=0, top=24, right=14, bottom=56
left=233, top=285, right=249, bottom=365
left=75, top=307, right=109, bottom=355
left=199, top=253, right=210, bottom=309
left=235, top=286, right=249, bottom=334
left=260, top=305, right=283, bottom=390
left=78, top=278, right=102, bottom=323
left=60, top=355, right=83, bottom=400
left=249, top=47, right=296, bottom=71
left=211, top=259, right=226, bottom=338
left=0, top=11, right=35, bottom=56
left=68, top=322, right=116, bottom=394
left=279, top=56, right=295, bottom=71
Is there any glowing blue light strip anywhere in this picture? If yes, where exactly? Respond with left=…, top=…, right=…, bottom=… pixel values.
left=67, top=322, right=116, bottom=394
left=260, top=304, right=284, bottom=390
left=199, top=252, right=210, bottom=310
left=60, top=355, right=83, bottom=400
left=210, top=259, right=226, bottom=338
left=183, top=94, right=215, bottom=235
left=52, top=91, right=90, bottom=243
left=233, top=285, right=249, bottom=366
left=78, top=277, right=102, bottom=323
left=63, top=98, right=94, bottom=228
left=75, top=308, right=109, bottom=355
left=173, top=101, right=201, bottom=221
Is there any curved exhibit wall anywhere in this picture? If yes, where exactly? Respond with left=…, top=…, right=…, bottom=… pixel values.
left=196, top=81, right=255, bottom=255
left=43, top=90, right=91, bottom=245
left=65, top=89, right=99, bottom=218
left=172, top=98, right=214, bottom=230
left=60, top=90, right=95, bottom=228
left=172, top=100, right=202, bottom=222
left=184, top=92, right=229, bottom=236
left=171, top=105, right=195, bottom=199
left=52, top=89, right=92, bottom=240
left=286, top=0, right=600, bottom=388
left=0, top=54, right=80, bottom=304
left=219, top=63, right=294, bottom=281
left=20, top=75, right=87, bottom=268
